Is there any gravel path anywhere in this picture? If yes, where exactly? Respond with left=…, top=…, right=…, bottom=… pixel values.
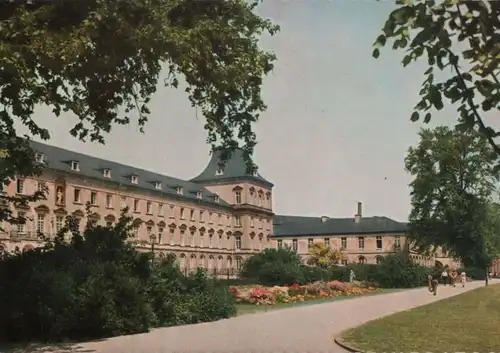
left=73, top=280, right=492, bottom=353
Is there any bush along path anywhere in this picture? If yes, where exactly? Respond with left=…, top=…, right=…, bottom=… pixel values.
left=71, top=280, right=492, bottom=353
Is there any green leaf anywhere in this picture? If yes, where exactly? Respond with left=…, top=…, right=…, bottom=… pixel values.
left=423, top=112, right=432, bottom=123
left=372, top=48, right=380, bottom=59
left=402, top=55, right=412, bottom=67
left=410, top=111, right=420, bottom=122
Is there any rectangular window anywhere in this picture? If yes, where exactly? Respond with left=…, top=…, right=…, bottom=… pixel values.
left=55, top=215, right=64, bottom=233
left=147, top=226, right=152, bottom=238
left=324, top=238, right=330, bottom=247
left=106, top=194, right=113, bottom=208
left=121, top=196, right=127, bottom=209
left=180, top=208, right=185, bottom=219
left=146, top=201, right=152, bottom=214
left=200, top=210, right=205, bottom=222
left=190, top=209, right=195, bottom=221
left=250, top=217, right=254, bottom=227
left=37, top=213, right=45, bottom=234
left=209, top=212, right=213, bottom=224
left=235, top=216, right=241, bottom=227
left=292, top=239, right=298, bottom=252
left=235, top=236, right=241, bottom=250
left=226, top=215, right=231, bottom=226
left=395, top=236, right=401, bottom=249
left=180, top=230, right=185, bottom=246
left=158, top=228, right=164, bottom=244
left=158, top=203, right=163, bottom=216
left=277, top=239, right=283, bottom=249
left=37, top=181, right=46, bottom=194
left=74, top=189, right=81, bottom=203
left=169, top=205, right=175, bottom=218
left=235, top=191, right=242, bottom=204
left=17, top=212, right=25, bottom=233
left=307, top=238, right=313, bottom=249
left=376, top=236, right=383, bottom=249
left=90, top=191, right=97, bottom=205
left=358, top=237, right=365, bottom=249
left=218, top=213, right=222, bottom=225
left=133, top=226, right=139, bottom=238
left=341, top=237, right=347, bottom=249
left=169, top=228, right=175, bottom=245
left=16, top=179, right=25, bottom=194
left=133, top=199, right=139, bottom=212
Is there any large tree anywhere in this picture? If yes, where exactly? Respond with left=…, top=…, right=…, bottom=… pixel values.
left=0, top=0, right=278, bottom=224
left=374, top=0, right=500, bottom=155
left=405, top=126, right=499, bottom=268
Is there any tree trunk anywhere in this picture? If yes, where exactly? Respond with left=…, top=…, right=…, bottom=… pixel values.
left=485, top=267, right=489, bottom=286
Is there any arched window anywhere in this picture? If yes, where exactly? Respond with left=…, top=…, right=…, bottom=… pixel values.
left=358, top=256, right=367, bottom=264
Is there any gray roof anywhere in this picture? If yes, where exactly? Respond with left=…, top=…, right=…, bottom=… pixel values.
left=190, top=149, right=273, bottom=187
left=272, top=215, right=407, bottom=237
left=30, top=141, right=231, bottom=208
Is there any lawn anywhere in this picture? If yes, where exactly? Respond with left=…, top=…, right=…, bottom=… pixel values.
left=236, top=288, right=402, bottom=316
left=341, top=284, right=500, bottom=352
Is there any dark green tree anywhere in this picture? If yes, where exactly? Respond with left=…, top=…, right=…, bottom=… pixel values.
left=374, top=0, right=500, bottom=154
left=0, top=0, right=279, bottom=224
left=405, top=126, right=498, bottom=268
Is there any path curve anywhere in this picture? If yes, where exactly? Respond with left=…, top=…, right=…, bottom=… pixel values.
left=77, top=280, right=494, bottom=353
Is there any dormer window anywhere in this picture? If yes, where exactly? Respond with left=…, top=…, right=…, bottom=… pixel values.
left=71, top=161, right=80, bottom=171
left=214, top=195, right=220, bottom=203
left=196, top=191, right=202, bottom=199
left=215, top=168, right=224, bottom=176
left=176, top=187, right=183, bottom=195
left=130, top=175, right=138, bottom=184
left=253, top=170, right=258, bottom=177
left=35, top=153, right=44, bottom=163
left=103, top=169, right=111, bottom=178
left=155, top=182, right=162, bottom=190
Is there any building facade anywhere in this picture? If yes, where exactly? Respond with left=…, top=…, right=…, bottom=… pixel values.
left=0, top=141, right=459, bottom=271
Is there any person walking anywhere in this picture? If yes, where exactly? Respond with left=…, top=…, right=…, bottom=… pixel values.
left=441, top=268, right=449, bottom=286
left=450, top=268, right=458, bottom=287
left=460, top=271, right=467, bottom=288
left=428, top=274, right=438, bottom=295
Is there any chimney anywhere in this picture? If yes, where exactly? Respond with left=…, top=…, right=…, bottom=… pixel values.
left=354, top=202, right=362, bottom=223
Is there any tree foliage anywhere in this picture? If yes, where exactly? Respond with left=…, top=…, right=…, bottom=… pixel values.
left=374, top=0, right=500, bottom=155
left=306, top=242, right=344, bottom=268
left=405, top=126, right=498, bottom=267
left=0, top=0, right=278, bottom=223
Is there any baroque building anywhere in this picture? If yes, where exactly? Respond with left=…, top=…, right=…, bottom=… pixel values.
left=0, top=141, right=460, bottom=271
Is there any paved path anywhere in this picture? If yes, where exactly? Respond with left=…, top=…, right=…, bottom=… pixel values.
left=73, top=280, right=494, bottom=353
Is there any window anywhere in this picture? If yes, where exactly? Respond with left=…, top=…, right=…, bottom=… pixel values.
left=218, top=213, right=222, bottom=225
left=376, top=236, right=383, bottom=249
left=307, top=238, right=313, bottom=249
left=16, top=179, right=24, bottom=194
left=209, top=212, right=213, bottom=224
left=324, top=238, right=330, bottom=247
left=235, top=236, right=241, bottom=250
left=176, top=187, right=183, bottom=195
left=235, top=216, right=241, bottom=227
left=250, top=191, right=255, bottom=203
left=180, top=208, right=185, bottom=219
left=158, top=228, right=164, bottom=244
left=158, top=203, right=163, bottom=216
left=55, top=216, right=64, bottom=233
left=200, top=210, right=205, bottom=222
left=147, top=226, right=152, bottom=238
left=258, top=194, right=262, bottom=206
left=267, top=219, right=271, bottom=230
left=180, top=230, right=185, bottom=246
left=131, top=175, right=138, bottom=184
left=341, top=259, right=348, bottom=266
left=250, top=217, right=254, bottom=227
left=17, top=212, right=25, bottom=233
left=121, top=197, right=127, bottom=209
left=90, top=191, right=97, bottom=205
left=169, top=205, right=175, bottom=218
left=196, top=191, right=202, bottom=199
left=146, top=201, right=152, bottom=214
left=74, top=189, right=81, bottom=203
left=71, top=161, right=80, bottom=171
left=395, top=236, right=401, bottom=249
left=214, top=195, right=220, bottom=203
left=236, top=257, right=242, bottom=271
left=37, top=213, right=45, bottom=234
left=226, top=215, right=231, bottom=226
left=103, top=169, right=111, bottom=178
left=253, top=170, right=258, bottom=176
left=277, top=239, right=283, bottom=249
left=358, top=237, right=365, bottom=249
left=190, top=209, right=195, bottom=221
left=133, top=199, right=139, bottom=212
left=292, top=239, right=298, bottom=252
left=234, top=191, right=241, bottom=204
left=106, top=194, right=113, bottom=208
left=37, top=181, right=46, bottom=193
left=133, top=226, right=139, bottom=238
left=155, top=182, right=162, bottom=190
left=258, top=218, right=263, bottom=229
left=376, top=256, right=383, bottom=264
left=215, top=168, right=223, bottom=176
left=35, top=153, right=44, bottom=163
left=208, top=234, right=212, bottom=248
left=169, top=228, right=175, bottom=245
left=106, top=221, right=113, bottom=228
left=341, top=237, right=347, bottom=249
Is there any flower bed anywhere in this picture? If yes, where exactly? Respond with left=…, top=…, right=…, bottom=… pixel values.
left=231, top=281, right=379, bottom=305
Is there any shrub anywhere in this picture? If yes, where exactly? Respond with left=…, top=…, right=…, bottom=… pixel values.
left=374, top=254, right=429, bottom=288
left=240, top=248, right=303, bottom=281
left=457, top=267, right=487, bottom=280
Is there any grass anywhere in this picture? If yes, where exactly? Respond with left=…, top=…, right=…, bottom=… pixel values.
left=341, top=284, right=500, bottom=352
left=236, top=288, right=403, bottom=316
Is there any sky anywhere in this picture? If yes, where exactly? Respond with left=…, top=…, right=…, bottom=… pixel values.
left=21, top=0, right=466, bottom=222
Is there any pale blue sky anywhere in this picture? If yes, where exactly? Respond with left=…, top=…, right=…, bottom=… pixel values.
left=25, top=0, right=463, bottom=221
